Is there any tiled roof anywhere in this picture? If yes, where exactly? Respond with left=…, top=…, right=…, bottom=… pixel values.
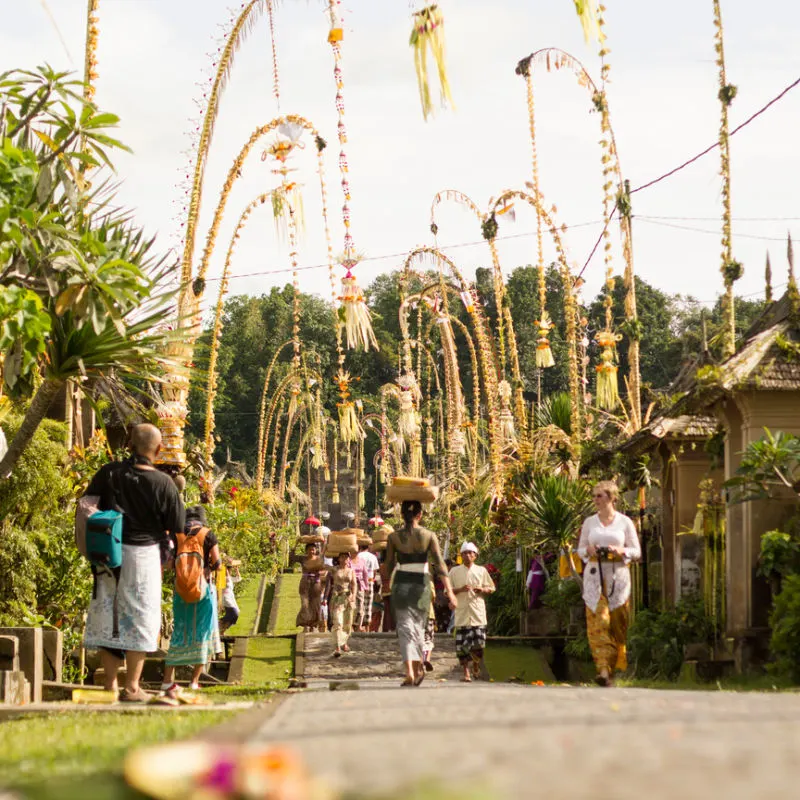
left=649, top=415, right=719, bottom=439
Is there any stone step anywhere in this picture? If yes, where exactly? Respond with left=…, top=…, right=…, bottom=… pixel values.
left=299, top=632, right=462, bottom=682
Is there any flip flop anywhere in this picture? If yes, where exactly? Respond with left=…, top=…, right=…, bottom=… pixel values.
left=400, top=678, right=414, bottom=687
left=424, top=661, right=434, bottom=672
left=460, top=676, right=472, bottom=683
left=120, top=688, right=151, bottom=703
left=414, top=671, right=425, bottom=687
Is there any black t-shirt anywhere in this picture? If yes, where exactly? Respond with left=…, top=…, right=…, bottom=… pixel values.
left=85, top=459, right=185, bottom=547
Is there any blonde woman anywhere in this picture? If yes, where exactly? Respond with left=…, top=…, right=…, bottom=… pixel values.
left=577, top=481, right=641, bottom=687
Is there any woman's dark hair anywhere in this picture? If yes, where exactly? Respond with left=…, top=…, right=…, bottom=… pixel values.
left=400, top=500, right=423, bottom=529
left=186, top=505, right=208, bottom=526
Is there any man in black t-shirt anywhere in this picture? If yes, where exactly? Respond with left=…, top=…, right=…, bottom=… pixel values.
left=83, top=423, right=185, bottom=702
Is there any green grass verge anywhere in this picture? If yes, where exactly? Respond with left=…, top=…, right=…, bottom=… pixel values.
left=224, top=575, right=261, bottom=637
left=484, top=646, right=555, bottom=684
left=1, top=710, right=230, bottom=797
left=241, top=636, right=294, bottom=688
left=270, top=572, right=302, bottom=635
left=616, top=674, right=799, bottom=692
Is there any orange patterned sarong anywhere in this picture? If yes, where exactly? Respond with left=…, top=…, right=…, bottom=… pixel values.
left=585, top=597, right=630, bottom=672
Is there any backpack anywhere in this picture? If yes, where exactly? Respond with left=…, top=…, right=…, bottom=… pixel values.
left=175, top=526, right=209, bottom=603
left=75, top=467, right=124, bottom=571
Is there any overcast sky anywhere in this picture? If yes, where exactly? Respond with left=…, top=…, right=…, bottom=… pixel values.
left=5, top=1, right=800, bottom=318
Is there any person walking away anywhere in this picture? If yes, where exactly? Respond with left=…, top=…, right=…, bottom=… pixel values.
left=327, top=551, right=357, bottom=656
left=449, top=542, right=496, bottom=683
left=577, top=480, right=641, bottom=687
left=353, top=541, right=379, bottom=632
left=83, top=424, right=185, bottom=702
left=386, top=501, right=457, bottom=687
left=162, top=506, right=221, bottom=694
left=219, top=558, right=242, bottom=635
left=295, top=543, right=326, bottom=632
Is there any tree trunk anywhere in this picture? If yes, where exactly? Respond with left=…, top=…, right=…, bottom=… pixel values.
left=0, top=377, right=64, bottom=479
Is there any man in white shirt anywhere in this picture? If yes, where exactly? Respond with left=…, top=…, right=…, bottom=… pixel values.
left=448, top=542, right=496, bottom=682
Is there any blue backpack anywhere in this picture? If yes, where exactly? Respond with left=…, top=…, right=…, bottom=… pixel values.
left=85, top=509, right=123, bottom=570
left=76, top=465, right=124, bottom=572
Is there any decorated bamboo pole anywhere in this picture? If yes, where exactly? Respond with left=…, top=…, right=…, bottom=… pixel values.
left=430, top=190, right=527, bottom=435
left=255, top=340, right=295, bottom=488
left=83, top=0, right=100, bottom=105
left=490, top=190, right=582, bottom=448
left=518, top=45, right=641, bottom=426
left=326, top=0, right=377, bottom=351
left=712, top=0, right=739, bottom=357
left=403, top=246, right=504, bottom=499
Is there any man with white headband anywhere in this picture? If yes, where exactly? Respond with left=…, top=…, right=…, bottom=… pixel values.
left=449, top=542, right=496, bottom=682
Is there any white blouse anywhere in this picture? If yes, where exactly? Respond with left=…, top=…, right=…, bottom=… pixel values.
left=577, top=513, right=641, bottom=612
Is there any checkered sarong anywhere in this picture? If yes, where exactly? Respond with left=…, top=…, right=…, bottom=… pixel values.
left=455, top=625, right=486, bottom=662
left=355, top=584, right=373, bottom=630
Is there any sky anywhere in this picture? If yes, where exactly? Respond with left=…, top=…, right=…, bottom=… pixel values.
left=4, top=0, right=800, bottom=320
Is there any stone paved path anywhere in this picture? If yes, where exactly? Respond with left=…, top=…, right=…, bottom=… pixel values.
left=253, top=682, right=800, bottom=798
left=300, top=632, right=462, bottom=683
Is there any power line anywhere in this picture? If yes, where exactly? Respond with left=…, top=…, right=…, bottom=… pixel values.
left=630, top=74, right=800, bottom=195
left=636, top=217, right=791, bottom=242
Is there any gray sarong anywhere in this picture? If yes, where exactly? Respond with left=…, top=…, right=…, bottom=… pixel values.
left=395, top=604, right=428, bottom=662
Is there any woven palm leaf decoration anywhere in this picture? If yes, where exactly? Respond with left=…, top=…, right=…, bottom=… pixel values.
left=410, top=5, right=454, bottom=120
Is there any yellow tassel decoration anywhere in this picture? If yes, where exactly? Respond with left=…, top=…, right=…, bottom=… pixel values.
left=572, top=1, right=605, bottom=45
left=534, top=311, right=556, bottom=369
left=595, top=329, right=621, bottom=410
left=338, top=401, right=361, bottom=445
left=498, top=380, right=516, bottom=446
left=410, top=5, right=454, bottom=121
left=340, top=271, right=378, bottom=351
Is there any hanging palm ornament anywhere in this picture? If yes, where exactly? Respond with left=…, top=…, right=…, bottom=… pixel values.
left=326, top=0, right=377, bottom=352
left=498, top=379, right=516, bottom=446
left=572, top=0, right=604, bottom=44
left=410, top=4, right=454, bottom=121
left=331, top=429, right=340, bottom=505
left=335, top=369, right=362, bottom=445
left=595, top=329, right=622, bottom=411
left=396, top=373, right=422, bottom=444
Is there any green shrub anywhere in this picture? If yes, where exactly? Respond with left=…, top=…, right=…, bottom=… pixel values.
left=769, top=574, right=800, bottom=681
left=541, top=577, right=582, bottom=630
left=757, top=530, right=800, bottom=581
left=627, top=596, right=715, bottom=680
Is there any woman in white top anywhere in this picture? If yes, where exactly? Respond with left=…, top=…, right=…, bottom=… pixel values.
left=577, top=480, right=641, bottom=686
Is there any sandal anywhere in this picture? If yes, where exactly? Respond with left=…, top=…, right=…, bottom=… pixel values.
left=424, top=661, right=434, bottom=672
left=120, top=688, right=151, bottom=703
left=460, top=675, right=472, bottom=683
left=333, top=650, right=342, bottom=658
left=400, top=678, right=414, bottom=687
left=414, top=670, right=425, bottom=687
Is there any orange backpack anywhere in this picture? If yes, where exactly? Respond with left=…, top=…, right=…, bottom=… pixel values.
left=174, top=525, right=209, bottom=603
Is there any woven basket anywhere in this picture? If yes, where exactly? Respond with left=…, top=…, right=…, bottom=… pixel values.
left=325, top=531, right=358, bottom=558
left=371, top=525, right=393, bottom=545
left=386, top=484, right=439, bottom=504
left=302, top=557, right=325, bottom=572
left=299, top=534, right=325, bottom=545
left=370, top=541, right=387, bottom=553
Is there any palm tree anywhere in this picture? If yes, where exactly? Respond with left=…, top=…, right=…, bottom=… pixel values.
left=512, top=473, right=593, bottom=580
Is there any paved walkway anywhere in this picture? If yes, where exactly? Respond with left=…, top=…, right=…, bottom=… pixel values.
left=300, top=632, right=462, bottom=684
left=253, top=682, right=800, bottom=798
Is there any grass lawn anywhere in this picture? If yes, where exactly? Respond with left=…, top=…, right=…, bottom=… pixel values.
left=616, top=674, right=799, bottom=692
left=270, top=572, right=302, bottom=635
left=0, top=710, right=230, bottom=798
left=484, top=646, right=555, bottom=684
left=241, top=636, right=294, bottom=688
left=224, top=575, right=261, bottom=637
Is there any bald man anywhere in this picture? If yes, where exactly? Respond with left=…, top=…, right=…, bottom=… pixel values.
left=83, top=423, right=185, bottom=702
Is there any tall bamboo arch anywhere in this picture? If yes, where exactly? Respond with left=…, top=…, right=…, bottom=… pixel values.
left=430, top=190, right=527, bottom=433
left=400, top=247, right=504, bottom=500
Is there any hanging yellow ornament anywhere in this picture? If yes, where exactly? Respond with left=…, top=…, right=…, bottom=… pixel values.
left=534, top=311, right=556, bottom=368
left=572, top=1, right=605, bottom=45
left=340, top=269, right=378, bottom=351
left=498, top=380, right=516, bottom=446
left=595, top=329, right=622, bottom=410
left=410, top=5, right=454, bottom=121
